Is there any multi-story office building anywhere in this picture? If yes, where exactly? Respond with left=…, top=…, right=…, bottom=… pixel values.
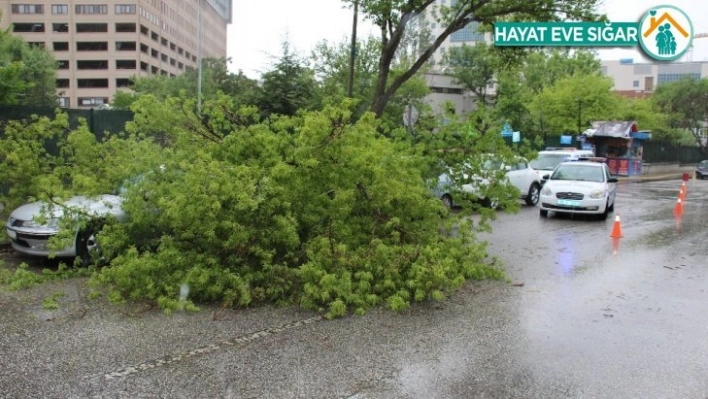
left=601, top=59, right=708, bottom=98
left=420, top=0, right=492, bottom=115
left=0, top=0, right=232, bottom=108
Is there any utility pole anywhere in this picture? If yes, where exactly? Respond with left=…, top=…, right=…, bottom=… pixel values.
left=197, top=0, right=203, bottom=115
left=347, top=1, right=358, bottom=98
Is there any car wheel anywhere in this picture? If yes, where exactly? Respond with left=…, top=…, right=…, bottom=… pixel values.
left=525, top=183, right=540, bottom=206
left=608, top=199, right=615, bottom=213
left=598, top=201, right=610, bottom=221
left=441, top=194, right=453, bottom=209
left=76, top=221, right=104, bottom=267
left=539, top=209, right=548, bottom=218
left=482, top=198, right=499, bottom=209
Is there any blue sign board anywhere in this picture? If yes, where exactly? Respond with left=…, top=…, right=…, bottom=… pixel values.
left=560, top=135, right=573, bottom=145
left=512, top=131, right=521, bottom=143
left=501, top=123, right=513, bottom=137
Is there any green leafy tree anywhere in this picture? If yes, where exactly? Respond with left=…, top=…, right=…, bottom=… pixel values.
left=613, top=97, right=679, bottom=141
left=112, top=57, right=261, bottom=110
left=443, top=42, right=497, bottom=106
left=529, top=73, right=621, bottom=136
left=653, top=77, right=708, bottom=154
left=345, top=0, right=600, bottom=117
left=0, top=18, right=57, bottom=106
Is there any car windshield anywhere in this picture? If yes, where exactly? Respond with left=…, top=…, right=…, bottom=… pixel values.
left=551, top=164, right=605, bottom=182
left=530, top=154, right=575, bottom=171
left=698, top=160, right=708, bottom=167
left=482, top=159, right=503, bottom=170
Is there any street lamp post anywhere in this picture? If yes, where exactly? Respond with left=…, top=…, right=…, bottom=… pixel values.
left=347, top=1, right=359, bottom=98
left=577, top=98, right=582, bottom=136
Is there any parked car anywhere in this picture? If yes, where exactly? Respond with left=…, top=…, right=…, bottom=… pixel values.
left=538, top=159, right=618, bottom=220
left=434, top=155, right=541, bottom=208
left=695, top=160, right=708, bottom=179
left=5, top=195, right=126, bottom=265
left=530, top=148, right=595, bottom=182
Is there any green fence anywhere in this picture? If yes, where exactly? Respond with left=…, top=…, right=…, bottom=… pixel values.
left=0, top=105, right=134, bottom=141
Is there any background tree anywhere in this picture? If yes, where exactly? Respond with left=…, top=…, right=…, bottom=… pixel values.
left=443, top=43, right=497, bottom=106
left=529, top=74, right=621, bottom=135
left=112, top=57, right=261, bottom=110
left=653, top=77, right=708, bottom=154
left=0, top=20, right=57, bottom=107
left=345, top=0, right=600, bottom=117
left=257, top=42, right=322, bottom=117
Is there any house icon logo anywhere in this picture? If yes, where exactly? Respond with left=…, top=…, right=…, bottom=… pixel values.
left=638, top=5, right=693, bottom=61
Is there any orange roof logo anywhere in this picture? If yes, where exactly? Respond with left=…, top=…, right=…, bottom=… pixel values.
left=643, top=11, right=689, bottom=38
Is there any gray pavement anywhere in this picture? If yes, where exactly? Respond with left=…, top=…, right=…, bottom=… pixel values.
left=1, top=179, right=707, bottom=398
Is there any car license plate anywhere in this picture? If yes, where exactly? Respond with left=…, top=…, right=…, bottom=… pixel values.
left=6, top=228, right=17, bottom=240
left=558, top=199, right=581, bottom=207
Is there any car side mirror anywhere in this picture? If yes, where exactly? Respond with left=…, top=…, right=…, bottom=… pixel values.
left=542, top=174, right=550, bottom=180
left=607, top=177, right=618, bottom=183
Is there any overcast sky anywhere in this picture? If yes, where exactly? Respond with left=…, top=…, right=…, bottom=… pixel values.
left=226, top=0, right=708, bottom=78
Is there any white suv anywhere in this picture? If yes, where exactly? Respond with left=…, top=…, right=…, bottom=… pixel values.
left=434, top=156, right=541, bottom=208
left=530, top=148, right=595, bottom=182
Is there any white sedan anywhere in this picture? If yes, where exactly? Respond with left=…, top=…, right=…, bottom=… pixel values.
left=5, top=195, right=126, bottom=265
left=538, top=160, right=618, bottom=220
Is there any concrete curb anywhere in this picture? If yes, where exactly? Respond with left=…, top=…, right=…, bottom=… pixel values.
left=617, top=173, right=687, bottom=184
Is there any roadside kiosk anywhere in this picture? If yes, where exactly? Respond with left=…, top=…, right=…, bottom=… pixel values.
left=582, top=121, right=651, bottom=176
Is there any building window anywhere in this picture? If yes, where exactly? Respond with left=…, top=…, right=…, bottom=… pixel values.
left=116, top=41, right=137, bottom=51
left=78, top=79, right=109, bottom=88
left=76, top=42, right=109, bottom=51
left=58, top=97, right=70, bottom=108
left=53, top=42, right=69, bottom=51
left=116, top=60, right=137, bottom=69
left=77, top=60, right=109, bottom=70
left=76, top=23, right=108, bottom=33
left=115, top=5, right=137, bottom=14
left=27, top=42, right=45, bottom=48
left=161, top=54, right=168, bottom=62
left=633, top=80, right=639, bottom=88
left=12, top=23, right=45, bottom=33
left=51, top=5, right=68, bottom=14
left=151, top=31, right=159, bottom=42
left=116, top=23, right=137, bottom=33
left=450, top=21, right=486, bottom=42
left=56, top=79, right=70, bottom=88
left=140, top=25, right=149, bottom=35
left=151, top=49, right=159, bottom=59
left=78, top=97, right=109, bottom=106
left=657, top=73, right=701, bottom=85
left=140, top=62, right=148, bottom=71
left=53, top=23, right=69, bottom=33
left=140, top=43, right=149, bottom=54
left=12, top=4, right=44, bottom=14
left=116, top=78, right=131, bottom=88
left=75, top=5, right=108, bottom=14
left=57, top=60, right=69, bottom=70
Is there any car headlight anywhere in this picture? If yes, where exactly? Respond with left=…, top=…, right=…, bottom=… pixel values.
left=588, top=189, right=604, bottom=199
left=541, top=186, right=553, bottom=196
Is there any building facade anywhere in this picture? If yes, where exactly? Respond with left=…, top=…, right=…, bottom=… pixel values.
left=601, top=59, right=708, bottom=98
left=420, top=0, right=492, bottom=115
left=0, top=0, right=232, bottom=108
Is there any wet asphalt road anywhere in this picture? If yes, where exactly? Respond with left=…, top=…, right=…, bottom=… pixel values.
left=1, top=179, right=707, bottom=398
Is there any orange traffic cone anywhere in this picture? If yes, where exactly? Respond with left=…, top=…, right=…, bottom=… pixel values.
left=679, top=187, right=685, bottom=202
left=610, top=214, right=623, bottom=238
left=681, top=181, right=687, bottom=196
left=674, top=197, right=683, bottom=216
